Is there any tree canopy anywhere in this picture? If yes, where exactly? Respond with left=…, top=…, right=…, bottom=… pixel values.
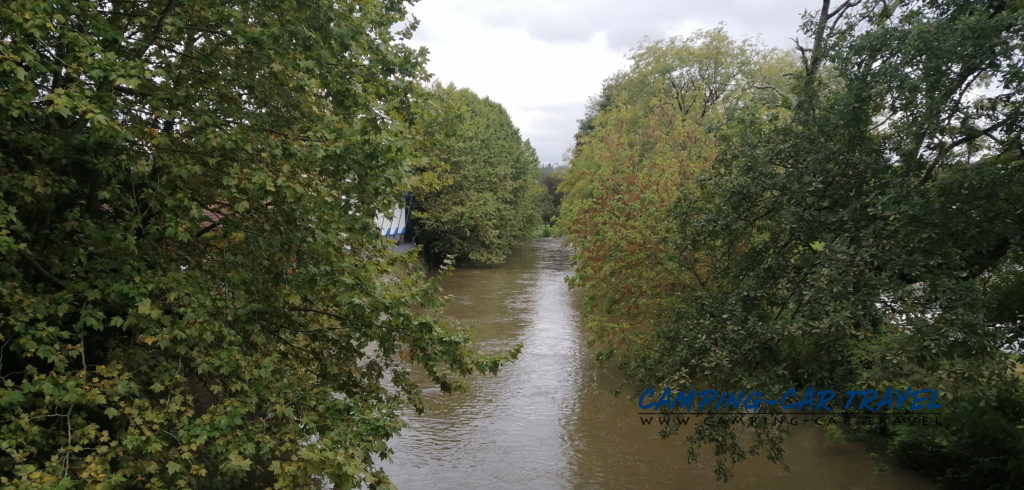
left=409, top=84, right=543, bottom=266
left=562, top=1, right=1024, bottom=486
left=0, top=1, right=513, bottom=487
left=560, top=28, right=795, bottom=357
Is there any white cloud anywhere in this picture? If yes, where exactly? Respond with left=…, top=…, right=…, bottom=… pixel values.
left=409, top=0, right=820, bottom=164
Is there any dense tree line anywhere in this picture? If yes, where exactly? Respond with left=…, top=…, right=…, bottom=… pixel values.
left=562, top=1, right=1023, bottom=487
left=0, top=1, right=520, bottom=488
left=409, top=84, right=543, bottom=266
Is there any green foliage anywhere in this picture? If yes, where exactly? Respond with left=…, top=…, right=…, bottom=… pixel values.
left=560, top=28, right=794, bottom=356
left=613, top=0, right=1024, bottom=483
left=888, top=379, right=1024, bottom=489
left=0, top=1, right=514, bottom=487
left=538, top=166, right=565, bottom=225
left=410, top=84, right=543, bottom=265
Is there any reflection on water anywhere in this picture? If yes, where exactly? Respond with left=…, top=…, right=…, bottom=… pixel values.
left=382, top=239, right=933, bottom=489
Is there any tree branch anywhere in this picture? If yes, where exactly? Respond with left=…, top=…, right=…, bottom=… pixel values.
left=916, top=118, right=1009, bottom=187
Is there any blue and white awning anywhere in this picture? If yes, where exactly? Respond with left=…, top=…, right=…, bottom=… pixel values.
left=374, top=204, right=408, bottom=239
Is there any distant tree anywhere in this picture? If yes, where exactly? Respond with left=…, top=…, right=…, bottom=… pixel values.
left=0, top=2, right=513, bottom=488
left=539, top=168, right=565, bottom=225
left=410, top=84, right=543, bottom=265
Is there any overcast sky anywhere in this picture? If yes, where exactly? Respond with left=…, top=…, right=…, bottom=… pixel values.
left=407, top=0, right=823, bottom=165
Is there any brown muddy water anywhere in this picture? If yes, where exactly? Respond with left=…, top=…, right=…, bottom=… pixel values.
left=381, top=238, right=934, bottom=489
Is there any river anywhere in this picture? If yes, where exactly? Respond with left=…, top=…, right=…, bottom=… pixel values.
left=381, top=238, right=934, bottom=489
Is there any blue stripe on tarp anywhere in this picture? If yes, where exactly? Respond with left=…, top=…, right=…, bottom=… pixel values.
left=375, top=202, right=410, bottom=238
